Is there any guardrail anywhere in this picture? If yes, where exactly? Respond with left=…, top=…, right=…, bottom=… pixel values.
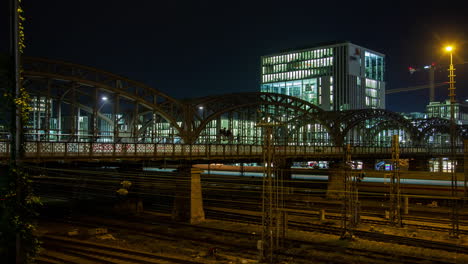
left=0, top=141, right=463, bottom=160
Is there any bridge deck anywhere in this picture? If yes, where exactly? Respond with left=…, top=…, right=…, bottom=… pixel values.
left=0, top=142, right=463, bottom=162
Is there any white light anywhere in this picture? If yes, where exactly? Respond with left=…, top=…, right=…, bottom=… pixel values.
left=199, top=106, right=204, bottom=110
left=423, top=65, right=430, bottom=69
left=102, top=96, right=108, bottom=101
left=465, top=99, right=468, bottom=102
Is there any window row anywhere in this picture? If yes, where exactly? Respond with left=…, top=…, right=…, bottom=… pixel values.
left=262, top=68, right=331, bottom=83
left=262, top=48, right=333, bottom=65
left=261, top=78, right=321, bottom=105
left=262, top=57, right=333, bottom=74
left=365, top=88, right=378, bottom=98
left=365, top=96, right=380, bottom=108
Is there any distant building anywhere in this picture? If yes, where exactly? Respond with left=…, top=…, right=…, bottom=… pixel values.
left=401, top=112, right=427, bottom=120
left=426, top=100, right=468, bottom=125
left=260, top=41, right=385, bottom=110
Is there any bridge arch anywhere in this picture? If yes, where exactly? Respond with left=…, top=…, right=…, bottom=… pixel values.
left=23, top=57, right=186, bottom=142
left=189, top=92, right=327, bottom=144
left=415, top=118, right=464, bottom=144
left=333, top=109, right=420, bottom=146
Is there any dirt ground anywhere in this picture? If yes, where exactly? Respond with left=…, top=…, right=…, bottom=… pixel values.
left=36, top=209, right=468, bottom=264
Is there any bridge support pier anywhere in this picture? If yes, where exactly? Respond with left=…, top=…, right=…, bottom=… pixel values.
left=172, top=164, right=205, bottom=224
left=456, top=158, right=464, bottom=173
left=408, top=158, right=429, bottom=171
left=326, top=160, right=345, bottom=200
left=361, top=159, right=375, bottom=171
left=115, top=163, right=144, bottom=215
left=276, top=159, right=293, bottom=194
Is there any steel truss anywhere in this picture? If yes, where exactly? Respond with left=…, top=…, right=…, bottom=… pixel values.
left=8, top=57, right=468, bottom=149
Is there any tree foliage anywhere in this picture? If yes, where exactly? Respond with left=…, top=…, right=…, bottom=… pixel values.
left=0, top=1, right=41, bottom=262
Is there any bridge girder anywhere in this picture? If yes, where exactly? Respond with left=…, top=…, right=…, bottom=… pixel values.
left=18, top=57, right=468, bottom=147
left=23, top=57, right=187, bottom=142
left=188, top=92, right=326, bottom=144
left=413, top=118, right=464, bottom=142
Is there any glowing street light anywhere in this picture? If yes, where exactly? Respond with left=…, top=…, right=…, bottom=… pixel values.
left=444, top=44, right=459, bottom=238
left=444, top=45, right=456, bottom=107
left=99, top=96, right=109, bottom=112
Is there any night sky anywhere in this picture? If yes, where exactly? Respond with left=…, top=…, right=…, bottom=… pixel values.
left=1, top=1, right=467, bottom=113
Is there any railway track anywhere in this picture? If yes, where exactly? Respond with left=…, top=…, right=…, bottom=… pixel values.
left=40, top=214, right=461, bottom=264
left=39, top=187, right=468, bottom=239
left=204, top=198, right=468, bottom=236
left=203, top=208, right=468, bottom=255
left=37, top=234, right=206, bottom=264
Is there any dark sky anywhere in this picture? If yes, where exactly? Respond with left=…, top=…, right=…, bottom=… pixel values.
left=1, top=1, right=468, bottom=112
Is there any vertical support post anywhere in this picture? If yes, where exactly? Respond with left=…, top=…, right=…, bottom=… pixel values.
left=448, top=51, right=459, bottom=238
left=261, top=125, right=275, bottom=263
left=390, top=135, right=402, bottom=227
left=113, top=93, right=119, bottom=142
left=70, top=84, right=77, bottom=142
left=403, top=195, right=409, bottom=215
left=172, top=163, right=205, bottom=224
left=92, top=88, right=98, bottom=142
left=152, top=95, right=158, bottom=144
left=45, top=79, right=51, bottom=141
left=464, top=140, right=468, bottom=203
left=341, top=144, right=353, bottom=239
left=11, top=0, right=23, bottom=262
left=36, top=97, right=40, bottom=140
left=216, top=116, right=221, bottom=144
left=133, top=102, right=139, bottom=143
left=275, top=158, right=290, bottom=248
left=256, top=119, right=285, bottom=263
left=57, top=96, right=62, bottom=141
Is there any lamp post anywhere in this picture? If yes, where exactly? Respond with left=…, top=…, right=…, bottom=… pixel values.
left=445, top=45, right=459, bottom=238
left=98, top=96, right=108, bottom=112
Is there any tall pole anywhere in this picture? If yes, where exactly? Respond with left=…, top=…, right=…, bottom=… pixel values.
left=261, top=125, right=275, bottom=263
left=341, top=144, right=353, bottom=239
left=11, top=0, right=21, bottom=160
left=390, top=135, right=402, bottom=227
left=258, top=120, right=284, bottom=263
left=10, top=0, right=23, bottom=262
left=447, top=48, right=459, bottom=238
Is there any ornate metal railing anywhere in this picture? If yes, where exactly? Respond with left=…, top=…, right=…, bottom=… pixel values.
left=0, top=141, right=463, bottom=160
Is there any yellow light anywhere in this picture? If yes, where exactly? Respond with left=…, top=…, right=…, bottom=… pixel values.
left=445, top=46, right=453, bottom=52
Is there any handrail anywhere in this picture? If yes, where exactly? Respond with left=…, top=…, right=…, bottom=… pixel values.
left=0, top=141, right=463, bottom=160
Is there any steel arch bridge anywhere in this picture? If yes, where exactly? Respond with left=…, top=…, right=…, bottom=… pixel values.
left=0, top=57, right=466, bottom=160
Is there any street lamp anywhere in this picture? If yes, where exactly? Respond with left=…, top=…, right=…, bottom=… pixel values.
left=445, top=46, right=455, bottom=104
left=98, top=96, right=109, bottom=112
left=444, top=44, right=459, bottom=238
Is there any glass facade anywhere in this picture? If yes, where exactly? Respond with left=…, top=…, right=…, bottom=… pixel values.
left=364, top=51, right=384, bottom=108
left=261, top=43, right=385, bottom=110
left=364, top=51, right=384, bottom=81
left=261, top=78, right=320, bottom=105
left=261, top=48, right=333, bottom=106
left=365, top=78, right=380, bottom=108
left=426, top=100, right=468, bottom=125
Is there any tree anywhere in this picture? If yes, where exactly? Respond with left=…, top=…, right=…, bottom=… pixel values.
left=0, top=1, right=41, bottom=263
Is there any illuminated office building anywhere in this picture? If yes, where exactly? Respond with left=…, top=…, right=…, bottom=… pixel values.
left=260, top=41, right=385, bottom=110
left=426, top=100, right=468, bottom=125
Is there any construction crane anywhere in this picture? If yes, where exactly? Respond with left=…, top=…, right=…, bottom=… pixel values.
left=386, top=61, right=468, bottom=102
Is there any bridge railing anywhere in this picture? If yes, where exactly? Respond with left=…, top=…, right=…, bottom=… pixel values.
left=0, top=141, right=463, bottom=160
